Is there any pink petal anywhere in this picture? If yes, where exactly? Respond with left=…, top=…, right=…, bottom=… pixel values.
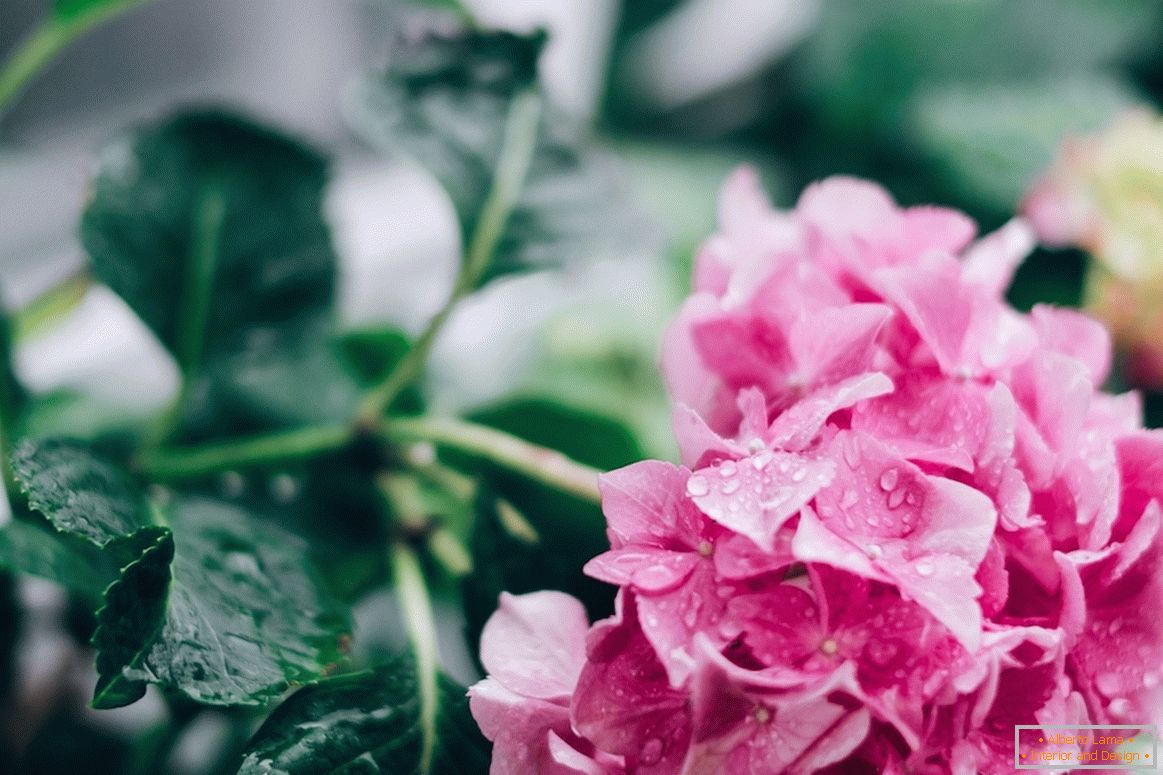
left=584, top=548, right=699, bottom=594
left=480, top=592, right=589, bottom=702
left=572, top=594, right=691, bottom=773
left=902, top=205, right=977, bottom=255
left=961, top=217, right=1035, bottom=296
left=598, top=461, right=701, bottom=549
left=1029, top=304, right=1112, bottom=384
left=469, top=678, right=571, bottom=775
left=788, top=303, right=892, bottom=387
left=689, top=451, right=835, bottom=551
left=769, top=372, right=895, bottom=452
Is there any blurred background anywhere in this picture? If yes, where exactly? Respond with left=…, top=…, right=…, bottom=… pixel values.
left=7, top=0, right=1163, bottom=457
left=3, top=0, right=1163, bottom=771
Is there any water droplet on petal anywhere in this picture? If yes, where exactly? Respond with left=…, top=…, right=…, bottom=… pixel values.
left=1096, top=672, right=1121, bottom=698
left=866, top=544, right=884, bottom=560
left=719, top=460, right=738, bottom=477
left=1145, top=672, right=1160, bottom=689
left=721, top=478, right=741, bottom=495
left=840, top=489, right=859, bottom=509
left=687, top=475, right=710, bottom=496
left=640, top=738, right=664, bottom=766
left=791, top=467, right=807, bottom=483
left=915, top=559, right=935, bottom=577
left=879, top=468, right=899, bottom=492
left=887, top=487, right=906, bottom=509
left=748, top=437, right=766, bottom=454
left=1108, top=698, right=1132, bottom=717
left=1109, top=619, right=1123, bottom=635
left=751, top=451, right=773, bottom=471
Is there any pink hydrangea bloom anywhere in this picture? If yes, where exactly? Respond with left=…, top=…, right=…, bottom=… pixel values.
left=470, top=170, right=1162, bottom=774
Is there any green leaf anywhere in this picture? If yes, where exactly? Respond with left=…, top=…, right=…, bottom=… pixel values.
left=81, top=110, right=338, bottom=373
left=192, top=324, right=423, bottom=434
left=337, top=326, right=423, bottom=414
left=91, top=526, right=173, bottom=709
left=0, top=303, right=26, bottom=500
left=0, top=519, right=118, bottom=596
left=909, top=76, right=1138, bottom=209
left=461, top=399, right=641, bottom=650
left=349, top=28, right=652, bottom=286
left=237, top=655, right=490, bottom=775
left=10, top=438, right=152, bottom=549
left=91, top=497, right=350, bottom=708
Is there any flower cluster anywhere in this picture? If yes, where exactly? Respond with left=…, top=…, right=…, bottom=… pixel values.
left=1024, top=108, right=1163, bottom=388
left=469, top=170, right=1163, bottom=774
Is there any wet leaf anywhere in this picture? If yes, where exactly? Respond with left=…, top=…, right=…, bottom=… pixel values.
left=237, top=654, right=489, bottom=775
left=81, top=110, right=337, bottom=373
left=10, top=438, right=152, bottom=550
left=349, top=27, right=652, bottom=286
left=91, top=497, right=351, bottom=708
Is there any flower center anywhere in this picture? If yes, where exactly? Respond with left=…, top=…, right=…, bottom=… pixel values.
left=753, top=706, right=771, bottom=724
left=697, top=540, right=714, bottom=557
left=819, top=638, right=839, bottom=656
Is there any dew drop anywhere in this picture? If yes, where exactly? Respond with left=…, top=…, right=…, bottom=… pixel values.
left=840, top=489, right=859, bottom=509
left=1108, top=697, right=1132, bottom=717
left=1096, top=672, right=1121, bottom=698
left=791, top=467, right=807, bottom=483
left=751, top=451, right=774, bottom=471
left=687, top=475, right=710, bottom=496
left=1145, top=672, right=1160, bottom=689
left=747, top=437, right=766, bottom=454
left=887, top=487, right=906, bottom=509
left=721, top=478, right=741, bottom=495
left=219, top=471, right=245, bottom=498
left=866, top=544, right=884, bottom=560
left=915, top=559, right=935, bottom=577
left=640, top=738, right=664, bottom=766
left=879, top=468, right=900, bottom=492
left=719, top=460, right=737, bottom=477
left=1109, top=619, right=1124, bottom=636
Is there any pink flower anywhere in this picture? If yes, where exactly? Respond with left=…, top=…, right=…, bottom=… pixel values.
left=469, top=592, right=620, bottom=774
left=471, top=170, right=1162, bottom=773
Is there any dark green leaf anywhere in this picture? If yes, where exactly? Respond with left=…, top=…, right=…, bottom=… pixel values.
left=81, top=110, right=337, bottom=372
left=461, top=399, right=640, bottom=651
left=336, top=326, right=423, bottom=414
left=0, top=520, right=118, bottom=596
left=91, top=526, right=173, bottom=709
left=238, top=654, right=489, bottom=775
left=349, top=28, right=653, bottom=286
left=10, top=438, right=152, bottom=549
left=91, top=497, right=350, bottom=708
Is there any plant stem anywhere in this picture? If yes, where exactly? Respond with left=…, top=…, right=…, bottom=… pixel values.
left=355, top=89, right=542, bottom=425
left=390, top=541, right=439, bottom=774
left=12, top=267, right=92, bottom=341
left=136, top=423, right=351, bottom=480
left=0, top=0, right=152, bottom=118
left=384, top=415, right=602, bottom=504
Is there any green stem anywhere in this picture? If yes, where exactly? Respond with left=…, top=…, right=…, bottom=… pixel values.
left=179, top=188, right=226, bottom=378
left=356, top=90, right=542, bottom=425
left=136, top=423, right=351, bottom=481
left=390, top=541, right=439, bottom=774
left=12, top=268, right=92, bottom=341
left=384, top=415, right=602, bottom=504
left=0, top=0, right=152, bottom=118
